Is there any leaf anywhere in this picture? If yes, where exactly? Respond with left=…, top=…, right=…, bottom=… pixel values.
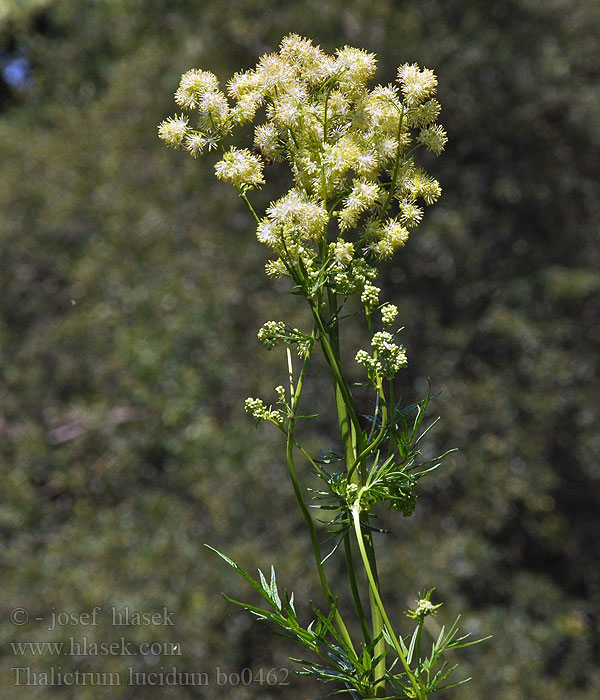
left=222, top=593, right=275, bottom=621
left=205, top=545, right=278, bottom=611
left=406, top=624, right=419, bottom=664
left=270, top=565, right=282, bottom=610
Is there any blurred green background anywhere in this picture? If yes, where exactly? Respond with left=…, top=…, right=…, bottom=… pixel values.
left=1, top=0, right=599, bottom=698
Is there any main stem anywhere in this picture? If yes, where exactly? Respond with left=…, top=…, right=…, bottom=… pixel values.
left=325, top=290, right=387, bottom=696
left=285, top=346, right=355, bottom=654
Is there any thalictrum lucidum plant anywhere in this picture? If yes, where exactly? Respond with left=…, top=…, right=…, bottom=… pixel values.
left=159, top=34, right=488, bottom=699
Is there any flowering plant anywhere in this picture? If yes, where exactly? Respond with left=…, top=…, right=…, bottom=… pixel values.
left=160, top=34, right=486, bottom=699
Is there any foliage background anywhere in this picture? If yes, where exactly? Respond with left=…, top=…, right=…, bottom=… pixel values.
left=1, top=0, right=599, bottom=698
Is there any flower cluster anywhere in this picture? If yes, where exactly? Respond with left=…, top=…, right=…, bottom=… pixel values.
left=329, top=239, right=355, bottom=270
left=257, top=321, right=313, bottom=357
left=214, top=147, right=264, bottom=190
left=157, top=114, right=189, bottom=149
left=257, top=189, right=328, bottom=263
left=356, top=331, right=408, bottom=382
left=380, top=303, right=399, bottom=327
left=332, top=257, right=377, bottom=296
left=257, top=321, right=287, bottom=350
left=360, top=282, right=380, bottom=308
left=405, top=590, right=443, bottom=621
left=159, top=33, right=446, bottom=279
left=244, top=397, right=283, bottom=425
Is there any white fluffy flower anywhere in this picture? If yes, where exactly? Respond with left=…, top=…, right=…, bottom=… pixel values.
left=214, top=148, right=265, bottom=190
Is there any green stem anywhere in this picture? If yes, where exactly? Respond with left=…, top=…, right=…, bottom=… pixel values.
left=349, top=429, right=388, bottom=476
left=237, top=188, right=260, bottom=223
left=388, top=380, right=396, bottom=458
left=285, top=345, right=355, bottom=654
left=351, top=505, right=424, bottom=699
left=323, top=293, right=373, bottom=657
left=364, top=526, right=386, bottom=696
left=325, top=292, right=388, bottom=695
left=344, top=533, right=371, bottom=645
left=308, top=298, right=363, bottom=449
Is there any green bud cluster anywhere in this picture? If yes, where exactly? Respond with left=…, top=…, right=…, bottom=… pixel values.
left=360, top=282, right=380, bottom=308
left=356, top=331, right=408, bottom=382
left=405, top=590, right=444, bottom=621
left=244, top=397, right=283, bottom=425
left=257, top=320, right=286, bottom=349
left=257, top=321, right=313, bottom=357
left=380, top=303, right=399, bottom=327
left=332, top=258, right=378, bottom=296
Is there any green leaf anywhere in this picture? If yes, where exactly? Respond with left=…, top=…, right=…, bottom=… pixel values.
left=270, top=565, right=282, bottom=610
left=205, top=545, right=277, bottom=610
